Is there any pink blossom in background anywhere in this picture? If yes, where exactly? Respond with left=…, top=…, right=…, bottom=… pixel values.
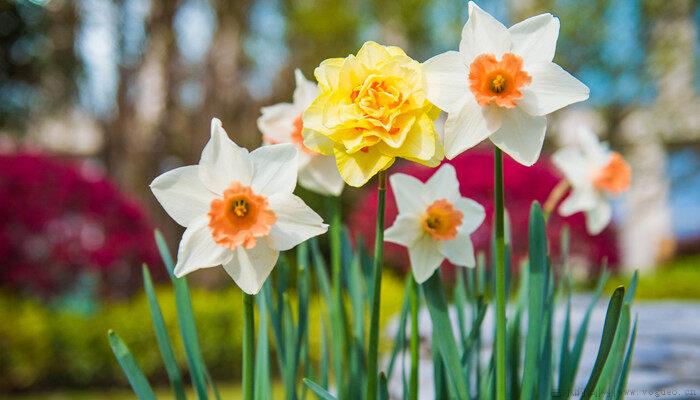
left=349, top=149, right=620, bottom=278
left=0, top=152, right=161, bottom=299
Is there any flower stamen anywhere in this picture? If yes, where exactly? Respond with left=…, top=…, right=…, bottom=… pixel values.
left=491, top=74, right=506, bottom=93
left=209, top=182, right=276, bottom=249
left=421, top=199, right=463, bottom=241
left=468, top=53, right=531, bottom=108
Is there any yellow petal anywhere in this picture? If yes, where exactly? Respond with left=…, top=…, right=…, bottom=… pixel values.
left=333, top=145, right=394, bottom=187
left=377, top=113, right=438, bottom=161
left=386, top=46, right=408, bottom=57
left=406, top=137, right=444, bottom=168
left=314, top=58, right=344, bottom=92
left=356, top=41, right=393, bottom=69
left=302, top=128, right=334, bottom=155
left=302, top=96, right=327, bottom=133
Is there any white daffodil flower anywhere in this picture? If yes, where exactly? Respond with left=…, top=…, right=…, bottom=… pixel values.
left=384, top=163, right=486, bottom=283
left=424, top=1, right=589, bottom=165
left=257, top=69, right=345, bottom=196
left=552, top=127, right=631, bottom=235
left=150, top=118, right=328, bottom=294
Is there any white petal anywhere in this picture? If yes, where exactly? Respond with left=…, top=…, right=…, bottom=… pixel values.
left=454, top=197, right=486, bottom=233
left=444, top=96, right=501, bottom=160
left=423, top=51, right=470, bottom=113
left=585, top=199, right=612, bottom=235
left=552, top=148, right=591, bottom=187
left=250, top=144, right=298, bottom=197
left=389, top=173, right=429, bottom=214
left=509, top=13, right=559, bottom=65
left=460, top=1, right=511, bottom=60
left=425, top=163, right=461, bottom=203
left=385, top=215, right=423, bottom=247
left=439, top=232, right=476, bottom=267
left=293, top=69, right=319, bottom=108
left=408, top=235, right=444, bottom=284
left=222, top=242, right=279, bottom=295
left=574, top=126, right=609, bottom=166
left=267, top=193, right=328, bottom=251
left=150, top=165, right=215, bottom=227
left=298, top=155, right=345, bottom=196
left=257, top=103, right=299, bottom=144
left=199, top=118, right=253, bottom=194
left=174, top=216, right=232, bottom=277
left=558, top=187, right=598, bottom=216
left=490, top=107, right=546, bottom=166
left=518, top=62, right=589, bottom=116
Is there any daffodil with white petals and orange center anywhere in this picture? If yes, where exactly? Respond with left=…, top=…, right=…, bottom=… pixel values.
left=302, top=41, right=443, bottom=187
left=424, top=1, right=589, bottom=165
left=258, top=69, right=345, bottom=196
left=150, top=118, right=328, bottom=294
left=384, top=163, right=486, bottom=283
left=552, top=127, right=631, bottom=235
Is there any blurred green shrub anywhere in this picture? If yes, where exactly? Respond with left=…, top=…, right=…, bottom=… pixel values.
left=608, top=255, right=700, bottom=300
left=0, top=273, right=405, bottom=392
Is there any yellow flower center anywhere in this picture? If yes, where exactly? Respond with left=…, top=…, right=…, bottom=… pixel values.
left=490, top=74, right=506, bottom=93
left=232, top=199, right=248, bottom=217
left=469, top=53, right=532, bottom=108
left=421, top=199, right=463, bottom=241
left=208, top=182, right=276, bottom=249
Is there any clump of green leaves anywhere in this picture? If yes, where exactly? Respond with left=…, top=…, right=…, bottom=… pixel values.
left=110, top=203, right=638, bottom=400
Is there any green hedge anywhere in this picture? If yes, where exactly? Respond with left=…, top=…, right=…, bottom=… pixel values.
left=0, top=274, right=405, bottom=392
left=607, top=255, right=700, bottom=300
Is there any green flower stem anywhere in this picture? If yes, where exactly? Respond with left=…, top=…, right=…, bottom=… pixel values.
left=494, top=146, right=507, bottom=400
left=329, top=195, right=348, bottom=399
left=243, top=293, right=255, bottom=400
left=366, top=171, right=387, bottom=400
left=409, top=278, right=420, bottom=400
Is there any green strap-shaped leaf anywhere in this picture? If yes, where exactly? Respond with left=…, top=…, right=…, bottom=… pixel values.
left=386, top=275, right=411, bottom=379
left=108, top=330, right=156, bottom=400
left=507, top=308, right=522, bottom=399
left=254, top=295, right=272, bottom=400
left=282, top=294, right=297, bottom=400
left=624, top=271, right=638, bottom=304
left=455, top=268, right=469, bottom=350
left=558, top=268, right=611, bottom=397
left=319, top=314, right=330, bottom=388
left=378, top=372, right=390, bottom=400
left=520, top=203, right=547, bottom=400
left=581, top=286, right=625, bottom=400
left=594, top=303, right=631, bottom=395
left=347, top=252, right=367, bottom=398
left=142, top=265, right=186, bottom=400
left=612, top=317, right=638, bottom=400
left=155, top=230, right=210, bottom=400
left=423, top=272, right=469, bottom=400
left=303, top=378, right=338, bottom=400
left=309, top=238, right=332, bottom=305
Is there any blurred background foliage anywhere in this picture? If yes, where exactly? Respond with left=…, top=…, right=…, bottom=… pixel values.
left=0, top=0, right=699, bottom=395
left=0, top=270, right=405, bottom=391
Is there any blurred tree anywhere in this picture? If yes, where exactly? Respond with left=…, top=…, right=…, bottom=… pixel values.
left=0, top=0, right=78, bottom=134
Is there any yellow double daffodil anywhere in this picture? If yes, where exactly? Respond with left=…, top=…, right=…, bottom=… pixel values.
left=302, top=41, right=443, bottom=187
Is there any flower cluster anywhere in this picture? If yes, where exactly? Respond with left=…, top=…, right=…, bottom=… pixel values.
left=349, top=151, right=622, bottom=274
left=151, top=1, right=630, bottom=294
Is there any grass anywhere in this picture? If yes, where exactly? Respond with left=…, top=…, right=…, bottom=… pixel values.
left=7, top=382, right=285, bottom=400
left=607, top=255, right=700, bottom=300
